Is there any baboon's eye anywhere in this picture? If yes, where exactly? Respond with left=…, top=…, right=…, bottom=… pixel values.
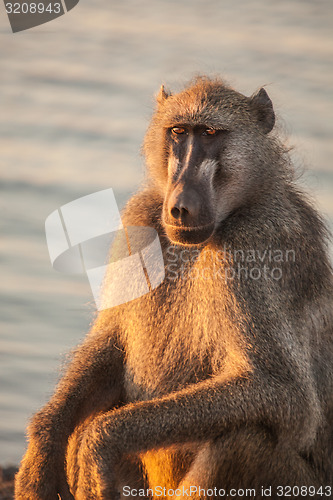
left=171, top=127, right=186, bottom=135
left=203, top=128, right=217, bottom=136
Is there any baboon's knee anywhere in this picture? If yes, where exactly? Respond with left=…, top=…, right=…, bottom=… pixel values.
left=213, top=428, right=319, bottom=490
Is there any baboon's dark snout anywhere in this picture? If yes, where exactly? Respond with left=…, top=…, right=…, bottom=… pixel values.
left=164, top=184, right=215, bottom=245
left=168, top=187, right=201, bottom=225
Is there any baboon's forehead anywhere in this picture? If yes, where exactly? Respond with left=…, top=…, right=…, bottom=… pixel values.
left=159, top=84, right=252, bottom=128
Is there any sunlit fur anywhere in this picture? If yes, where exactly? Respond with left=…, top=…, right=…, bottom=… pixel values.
left=15, top=77, right=333, bottom=500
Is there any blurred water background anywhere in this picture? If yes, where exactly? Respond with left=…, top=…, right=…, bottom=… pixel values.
left=0, top=0, right=332, bottom=464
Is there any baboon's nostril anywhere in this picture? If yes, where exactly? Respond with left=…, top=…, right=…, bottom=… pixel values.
left=170, top=205, right=190, bottom=220
left=171, top=206, right=181, bottom=219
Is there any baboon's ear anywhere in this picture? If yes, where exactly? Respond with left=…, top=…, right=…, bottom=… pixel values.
left=156, top=85, right=171, bottom=105
left=250, top=88, right=275, bottom=134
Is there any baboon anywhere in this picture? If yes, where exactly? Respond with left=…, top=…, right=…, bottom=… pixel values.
left=15, top=77, right=333, bottom=500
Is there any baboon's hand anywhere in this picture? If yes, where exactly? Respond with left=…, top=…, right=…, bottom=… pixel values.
left=74, top=417, right=120, bottom=500
left=15, top=441, right=74, bottom=500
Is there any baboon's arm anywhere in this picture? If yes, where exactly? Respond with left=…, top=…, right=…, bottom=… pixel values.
left=15, top=330, right=124, bottom=500
left=75, top=369, right=321, bottom=497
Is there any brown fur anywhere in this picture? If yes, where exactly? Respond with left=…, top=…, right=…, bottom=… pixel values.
left=15, top=76, right=333, bottom=499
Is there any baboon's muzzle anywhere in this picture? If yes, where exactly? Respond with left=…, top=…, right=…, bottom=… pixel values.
left=163, top=182, right=215, bottom=245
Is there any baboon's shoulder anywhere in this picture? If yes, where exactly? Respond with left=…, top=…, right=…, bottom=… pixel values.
left=122, top=187, right=163, bottom=229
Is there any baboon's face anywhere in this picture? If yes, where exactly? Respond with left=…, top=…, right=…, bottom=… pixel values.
left=162, top=125, right=226, bottom=246
left=145, top=80, right=275, bottom=246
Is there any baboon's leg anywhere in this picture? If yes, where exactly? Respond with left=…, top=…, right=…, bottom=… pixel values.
left=67, top=375, right=320, bottom=500
left=178, top=428, right=320, bottom=499
left=117, top=458, right=147, bottom=500
left=141, top=444, right=199, bottom=492
left=15, top=329, right=125, bottom=500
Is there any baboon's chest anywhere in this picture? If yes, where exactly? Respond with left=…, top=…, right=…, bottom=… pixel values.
left=124, top=320, right=216, bottom=401
left=123, top=265, right=247, bottom=402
